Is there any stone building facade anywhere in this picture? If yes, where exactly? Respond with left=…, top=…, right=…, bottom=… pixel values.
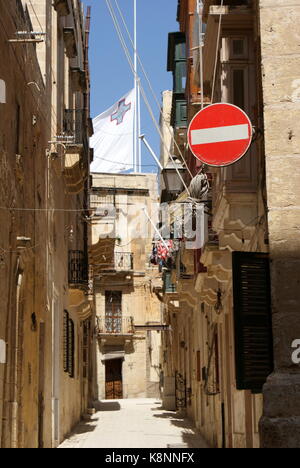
left=90, top=173, right=162, bottom=401
left=159, top=0, right=300, bottom=449
left=0, top=0, right=93, bottom=448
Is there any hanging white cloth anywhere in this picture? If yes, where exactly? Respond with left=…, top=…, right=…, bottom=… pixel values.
left=90, top=88, right=135, bottom=173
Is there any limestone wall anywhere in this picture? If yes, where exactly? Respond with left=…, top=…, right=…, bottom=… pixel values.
left=259, top=0, right=300, bottom=448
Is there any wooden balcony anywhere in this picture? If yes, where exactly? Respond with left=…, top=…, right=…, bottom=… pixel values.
left=53, top=0, right=70, bottom=16
left=63, top=27, right=77, bottom=59
left=68, top=250, right=88, bottom=288
left=70, top=67, right=87, bottom=93
left=63, top=109, right=89, bottom=194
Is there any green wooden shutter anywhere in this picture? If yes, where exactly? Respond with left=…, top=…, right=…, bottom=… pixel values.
left=232, top=252, right=274, bottom=393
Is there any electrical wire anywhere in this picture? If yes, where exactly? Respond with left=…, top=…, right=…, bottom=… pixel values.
left=0, top=243, right=41, bottom=254
left=0, top=7, right=58, bottom=138
left=113, top=0, right=193, bottom=179
left=105, top=0, right=191, bottom=194
left=91, top=156, right=157, bottom=167
left=28, top=0, right=44, bottom=34
left=211, top=0, right=224, bottom=104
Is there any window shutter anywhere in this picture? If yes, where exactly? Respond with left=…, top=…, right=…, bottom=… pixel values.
left=232, top=252, right=274, bottom=393
left=63, top=310, right=69, bottom=373
left=68, top=318, right=75, bottom=378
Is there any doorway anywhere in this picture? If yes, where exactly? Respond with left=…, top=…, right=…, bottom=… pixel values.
left=105, top=359, right=123, bottom=399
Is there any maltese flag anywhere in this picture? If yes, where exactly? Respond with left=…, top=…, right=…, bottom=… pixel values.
left=90, top=89, right=135, bottom=173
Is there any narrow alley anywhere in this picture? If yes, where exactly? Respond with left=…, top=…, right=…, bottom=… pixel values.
left=1, top=0, right=300, bottom=451
left=59, top=399, right=209, bottom=449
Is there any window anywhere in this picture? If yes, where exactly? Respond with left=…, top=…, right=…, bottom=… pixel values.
left=230, top=37, right=248, bottom=59
left=233, top=39, right=244, bottom=56
left=63, top=310, right=75, bottom=378
left=105, top=291, right=122, bottom=333
left=175, top=99, right=187, bottom=128
left=232, top=252, right=274, bottom=393
left=233, top=69, right=245, bottom=110
left=174, top=61, right=187, bottom=94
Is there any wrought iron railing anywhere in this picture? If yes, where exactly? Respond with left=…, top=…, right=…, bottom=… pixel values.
left=63, top=109, right=89, bottom=156
left=175, top=371, right=187, bottom=409
left=96, top=316, right=134, bottom=335
left=115, top=252, right=134, bottom=270
left=95, top=252, right=134, bottom=271
left=68, top=250, right=88, bottom=286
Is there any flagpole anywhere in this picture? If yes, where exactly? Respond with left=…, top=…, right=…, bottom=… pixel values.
left=134, top=0, right=138, bottom=173
left=138, top=79, right=142, bottom=172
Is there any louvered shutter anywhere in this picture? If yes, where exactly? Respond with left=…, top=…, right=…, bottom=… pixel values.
left=63, top=310, right=69, bottom=373
left=232, top=252, right=274, bottom=393
left=68, top=318, right=75, bottom=378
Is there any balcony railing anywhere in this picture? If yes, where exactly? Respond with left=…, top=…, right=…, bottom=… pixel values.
left=96, top=316, right=134, bottom=335
left=115, top=252, right=134, bottom=270
left=95, top=252, right=134, bottom=272
left=68, top=250, right=88, bottom=286
left=63, top=109, right=88, bottom=156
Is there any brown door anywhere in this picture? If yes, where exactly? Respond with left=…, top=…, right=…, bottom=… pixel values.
left=105, top=359, right=123, bottom=399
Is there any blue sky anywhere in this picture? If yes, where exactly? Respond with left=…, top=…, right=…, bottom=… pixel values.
left=82, top=0, right=179, bottom=172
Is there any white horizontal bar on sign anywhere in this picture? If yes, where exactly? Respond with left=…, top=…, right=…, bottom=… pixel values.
left=191, top=124, right=249, bottom=145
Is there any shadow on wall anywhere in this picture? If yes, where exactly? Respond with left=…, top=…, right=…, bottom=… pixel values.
left=94, top=401, right=121, bottom=412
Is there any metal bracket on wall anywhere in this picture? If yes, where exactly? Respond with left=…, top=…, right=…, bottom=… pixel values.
left=8, top=31, right=46, bottom=44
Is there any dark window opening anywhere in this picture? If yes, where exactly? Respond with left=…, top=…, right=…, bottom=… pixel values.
left=233, top=69, right=245, bottom=109
left=233, top=252, right=274, bottom=393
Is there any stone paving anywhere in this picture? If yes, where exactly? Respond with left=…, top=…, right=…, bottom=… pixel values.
left=59, top=399, right=209, bottom=449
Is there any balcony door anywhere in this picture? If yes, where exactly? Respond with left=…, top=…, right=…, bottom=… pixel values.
left=105, top=291, right=122, bottom=334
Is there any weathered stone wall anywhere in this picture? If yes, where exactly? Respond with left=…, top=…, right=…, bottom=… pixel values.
left=258, top=0, right=300, bottom=448
left=0, top=0, right=93, bottom=448
left=92, top=173, right=162, bottom=401
left=0, top=0, right=48, bottom=448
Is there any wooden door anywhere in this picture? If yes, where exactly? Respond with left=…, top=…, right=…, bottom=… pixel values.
left=105, top=359, right=123, bottom=400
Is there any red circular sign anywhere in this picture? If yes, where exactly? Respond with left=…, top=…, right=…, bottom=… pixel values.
left=188, top=103, right=253, bottom=167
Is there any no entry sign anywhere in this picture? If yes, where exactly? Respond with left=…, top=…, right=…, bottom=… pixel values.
left=188, top=103, right=253, bottom=167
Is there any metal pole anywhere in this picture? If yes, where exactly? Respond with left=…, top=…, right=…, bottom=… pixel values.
left=140, top=134, right=163, bottom=170
left=134, top=0, right=138, bottom=172
left=142, top=208, right=170, bottom=250
left=198, top=0, right=204, bottom=110
left=138, top=80, right=142, bottom=172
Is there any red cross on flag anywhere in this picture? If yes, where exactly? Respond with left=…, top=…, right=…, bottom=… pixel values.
left=91, top=89, right=135, bottom=173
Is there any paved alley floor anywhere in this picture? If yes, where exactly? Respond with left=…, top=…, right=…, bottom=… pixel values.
left=59, top=399, right=209, bottom=449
